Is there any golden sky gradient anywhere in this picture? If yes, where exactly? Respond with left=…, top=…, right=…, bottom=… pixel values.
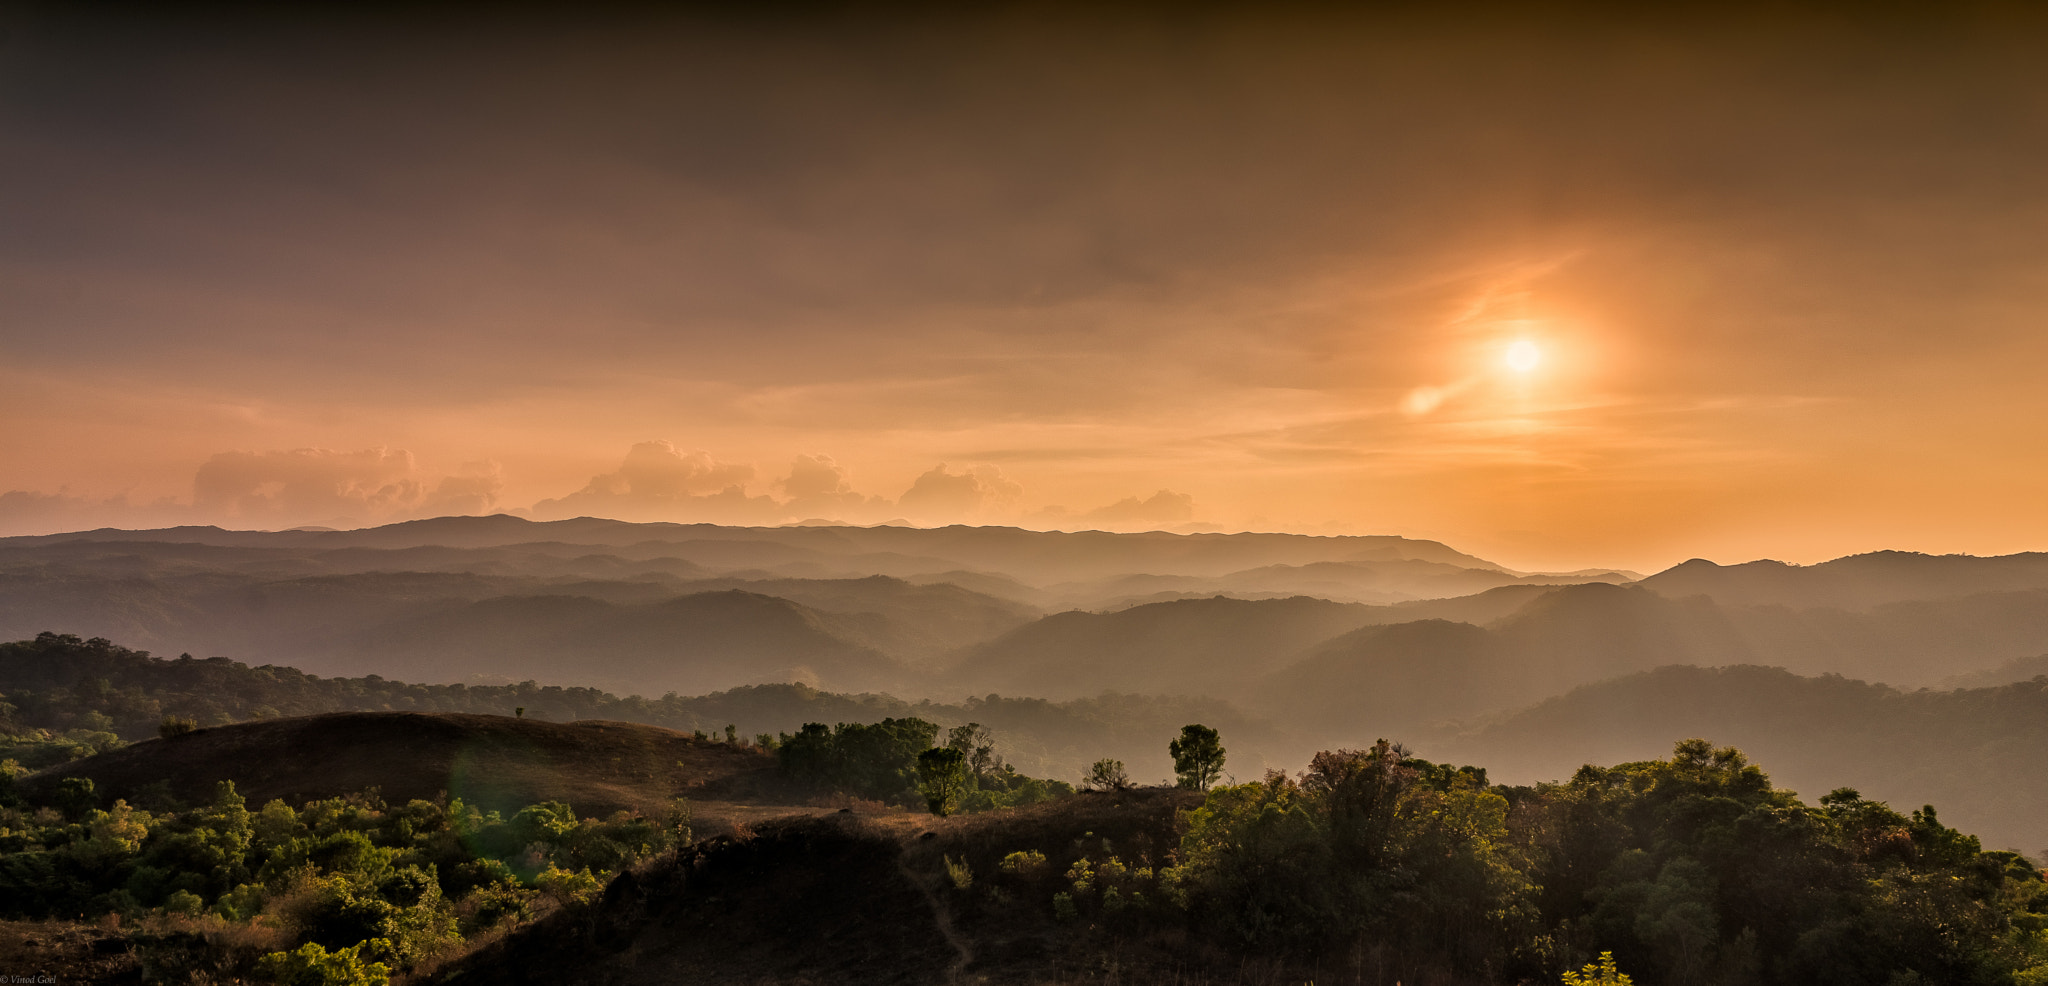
left=5, top=4, right=2048, bottom=572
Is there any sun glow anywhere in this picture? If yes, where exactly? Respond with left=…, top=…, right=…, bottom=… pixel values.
left=1504, top=340, right=1542, bottom=373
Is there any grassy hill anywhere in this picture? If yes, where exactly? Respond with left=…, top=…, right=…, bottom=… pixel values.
left=23, top=711, right=780, bottom=817
left=434, top=788, right=1202, bottom=986
left=0, top=633, right=1273, bottom=786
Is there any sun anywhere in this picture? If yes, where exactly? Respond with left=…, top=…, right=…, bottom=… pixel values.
left=1504, top=340, right=1542, bottom=373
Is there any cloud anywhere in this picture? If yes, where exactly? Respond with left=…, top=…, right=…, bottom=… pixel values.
left=777, top=454, right=895, bottom=522
left=781, top=453, right=852, bottom=500
left=530, top=442, right=783, bottom=524
left=417, top=461, right=505, bottom=518
left=895, top=464, right=1023, bottom=523
left=535, top=446, right=1035, bottom=527
left=1028, top=489, right=1201, bottom=531
left=0, top=489, right=192, bottom=535
left=0, top=438, right=1197, bottom=538
left=0, top=447, right=507, bottom=535
left=597, top=441, right=756, bottom=497
left=193, top=447, right=437, bottom=525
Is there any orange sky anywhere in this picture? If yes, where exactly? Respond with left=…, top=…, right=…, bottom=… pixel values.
left=5, top=4, right=2048, bottom=573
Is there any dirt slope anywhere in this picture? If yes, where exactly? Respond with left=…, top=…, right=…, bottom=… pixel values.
left=435, top=789, right=1203, bottom=985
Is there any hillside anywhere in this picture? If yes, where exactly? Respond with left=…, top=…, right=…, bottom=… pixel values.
left=435, top=743, right=2048, bottom=986
left=0, top=517, right=1517, bottom=583
left=0, top=633, right=1273, bottom=785
left=946, top=595, right=1383, bottom=699
left=347, top=589, right=912, bottom=695
left=436, top=790, right=1201, bottom=986
left=1439, top=665, right=2048, bottom=854
left=1043, top=558, right=1633, bottom=609
left=1642, top=550, right=2048, bottom=610
left=23, top=711, right=781, bottom=817
left=1252, top=584, right=1760, bottom=741
left=0, top=565, right=1030, bottom=691
left=1489, top=581, right=1758, bottom=682
left=1713, top=588, right=2048, bottom=687
left=1258, top=619, right=1517, bottom=736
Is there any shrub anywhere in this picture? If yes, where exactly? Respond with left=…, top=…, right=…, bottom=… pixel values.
left=159, top=715, right=199, bottom=740
left=1562, top=952, right=1634, bottom=986
left=999, top=850, right=1049, bottom=880
left=258, top=940, right=392, bottom=986
left=944, top=854, right=973, bottom=891
left=1084, top=758, right=1130, bottom=792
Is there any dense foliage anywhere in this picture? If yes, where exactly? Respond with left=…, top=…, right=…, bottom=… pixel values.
left=775, top=715, right=1073, bottom=812
left=1039, top=738, right=2048, bottom=984
left=0, top=777, right=689, bottom=983
left=4, top=633, right=2044, bottom=983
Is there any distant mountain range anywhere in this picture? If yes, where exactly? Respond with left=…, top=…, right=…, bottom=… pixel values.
left=7, top=517, right=2048, bottom=854
left=2, top=515, right=1536, bottom=585
left=8, top=520, right=2048, bottom=702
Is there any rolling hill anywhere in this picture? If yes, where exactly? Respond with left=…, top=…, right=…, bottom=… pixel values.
left=1436, top=665, right=2048, bottom=855
left=1641, top=550, right=2048, bottom=610
left=23, top=711, right=781, bottom=816
left=945, top=595, right=1384, bottom=699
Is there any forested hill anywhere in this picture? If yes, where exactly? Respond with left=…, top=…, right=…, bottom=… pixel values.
left=1444, top=664, right=2048, bottom=854
left=0, top=633, right=1265, bottom=783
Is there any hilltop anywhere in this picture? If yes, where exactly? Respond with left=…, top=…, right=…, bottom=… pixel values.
left=436, top=788, right=1203, bottom=986
left=23, top=711, right=785, bottom=818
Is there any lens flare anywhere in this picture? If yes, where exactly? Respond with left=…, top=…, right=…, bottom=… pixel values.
left=1505, top=340, right=1542, bottom=373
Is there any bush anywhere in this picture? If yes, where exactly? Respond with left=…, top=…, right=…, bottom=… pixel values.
left=159, top=715, right=199, bottom=740
left=1084, top=759, right=1130, bottom=792
left=258, top=940, right=392, bottom=986
left=1562, top=952, right=1634, bottom=986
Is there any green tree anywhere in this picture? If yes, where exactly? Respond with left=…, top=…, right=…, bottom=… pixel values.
left=917, top=747, right=969, bottom=817
left=775, top=717, right=940, bottom=804
left=947, top=722, right=998, bottom=779
left=1084, top=758, right=1130, bottom=792
left=1169, top=723, right=1226, bottom=791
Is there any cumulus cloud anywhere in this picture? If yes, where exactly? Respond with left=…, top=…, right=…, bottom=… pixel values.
left=530, top=441, right=784, bottom=524
left=192, top=447, right=427, bottom=523
left=0, top=438, right=1199, bottom=537
left=417, top=461, right=505, bottom=518
left=0, top=447, right=506, bottom=535
left=603, top=441, right=756, bottom=497
left=781, top=454, right=852, bottom=500
left=523, top=445, right=1195, bottom=531
left=0, top=489, right=193, bottom=535
left=777, top=454, right=895, bottom=522
left=534, top=446, right=1036, bottom=527
left=895, top=464, right=1023, bottom=523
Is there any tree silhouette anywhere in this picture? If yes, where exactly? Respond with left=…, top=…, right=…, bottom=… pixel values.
left=917, top=746, right=970, bottom=816
left=1084, top=758, right=1130, bottom=792
left=1169, top=723, right=1226, bottom=791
